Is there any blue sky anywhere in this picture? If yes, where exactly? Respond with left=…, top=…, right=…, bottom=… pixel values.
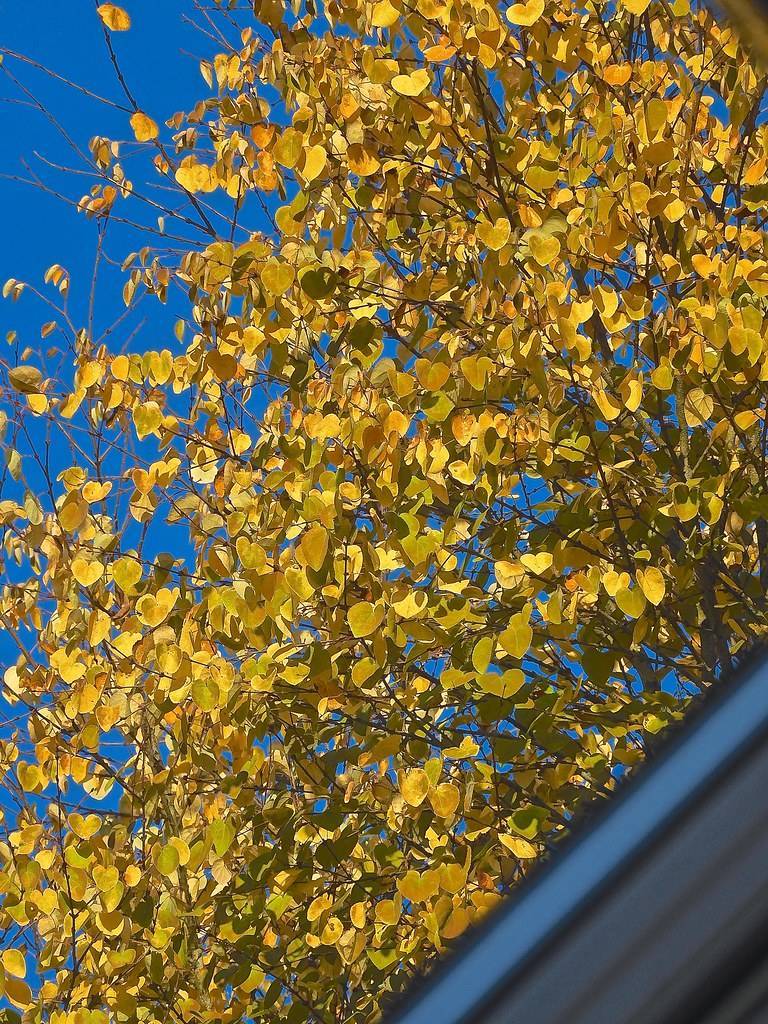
left=0, top=1, right=207, bottom=330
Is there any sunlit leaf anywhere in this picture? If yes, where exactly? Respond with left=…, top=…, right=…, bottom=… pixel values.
left=506, top=0, right=544, bottom=25
left=97, top=3, right=131, bottom=30
left=399, top=769, right=430, bottom=806
left=349, top=602, right=385, bottom=638
left=130, top=111, right=159, bottom=142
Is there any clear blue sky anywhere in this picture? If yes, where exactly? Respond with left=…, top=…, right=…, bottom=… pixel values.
left=0, top=1, right=207, bottom=329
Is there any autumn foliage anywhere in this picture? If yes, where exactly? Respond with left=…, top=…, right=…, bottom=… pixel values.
left=0, top=0, right=767, bottom=1019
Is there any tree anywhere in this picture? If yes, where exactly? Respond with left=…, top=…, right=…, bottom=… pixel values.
left=0, top=0, right=766, bottom=1020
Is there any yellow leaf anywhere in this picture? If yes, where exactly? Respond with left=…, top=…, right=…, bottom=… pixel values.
left=2, top=949, right=26, bottom=979
left=347, top=144, right=381, bottom=177
left=441, top=906, right=470, bottom=938
left=124, top=865, right=142, bottom=887
left=261, top=260, right=295, bottom=296
left=415, top=358, right=451, bottom=391
left=429, top=782, right=460, bottom=817
left=156, top=845, right=180, bottom=876
left=237, top=537, right=266, bottom=570
left=308, top=893, right=333, bottom=921
left=692, top=253, right=718, bottom=278
left=595, top=284, right=619, bottom=318
left=651, top=363, right=673, bottom=390
left=372, top=0, right=400, bottom=25
left=734, top=409, right=758, bottom=430
left=448, top=459, right=477, bottom=484
left=423, top=42, right=458, bottom=61
left=112, top=555, right=142, bottom=593
left=392, top=69, right=430, bottom=97
left=459, top=354, right=492, bottom=391
left=170, top=838, right=191, bottom=867
left=350, top=901, right=367, bottom=927
left=69, top=812, right=101, bottom=839
left=299, top=524, right=329, bottom=571
left=392, top=590, right=428, bottom=619
left=320, top=916, right=343, bottom=943
left=645, top=98, right=668, bottom=138
left=477, top=217, right=511, bottom=251
left=93, top=865, right=120, bottom=892
left=620, top=374, right=643, bottom=412
left=27, top=393, right=49, bottom=414
left=728, top=326, right=763, bottom=363
left=133, top=401, right=163, bottom=439
left=629, top=181, right=651, bottom=210
left=499, top=834, right=538, bottom=858
left=273, top=128, right=303, bottom=169
left=472, top=635, right=495, bottom=674
left=620, top=0, right=651, bottom=12
left=101, top=880, right=125, bottom=912
left=5, top=977, right=32, bottom=1009
left=495, top=560, right=523, bottom=589
left=375, top=899, right=400, bottom=925
left=8, top=365, right=43, bottom=394
left=111, top=354, right=130, bottom=380
left=175, top=161, right=215, bottom=194
left=59, top=495, right=87, bottom=533
left=112, top=631, right=140, bottom=657
left=301, top=145, right=327, bottom=182
left=398, top=869, right=440, bottom=902
left=684, top=388, right=714, bottom=427
left=478, top=669, right=525, bottom=698
left=136, top=588, right=178, bottom=627
left=207, top=350, right=237, bottom=382
left=499, top=610, right=532, bottom=659
left=97, top=3, right=131, bottom=30
left=594, top=388, right=622, bottom=422
left=602, top=570, right=629, bottom=597
left=399, top=768, right=430, bottom=806
left=130, top=111, right=159, bottom=142
left=637, top=567, right=666, bottom=606
left=604, top=63, right=632, bottom=87
left=349, top=602, right=385, bottom=638
left=616, top=586, right=647, bottom=619
left=83, top=480, right=112, bottom=503
left=17, top=762, right=41, bottom=791
left=506, top=0, right=544, bottom=25
left=528, top=232, right=561, bottom=266
left=520, top=552, right=553, bottom=574
left=33, top=889, right=58, bottom=915
left=440, top=862, right=467, bottom=893
left=664, top=198, right=686, bottom=222
left=71, top=556, right=105, bottom=588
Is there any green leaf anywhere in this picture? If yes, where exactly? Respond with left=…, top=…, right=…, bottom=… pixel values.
left=300, top=266, right=337, bottom=299
left=191, top=679, right=219, bottom=711
left=208, top=820, right=235, bottom=857
left=156, top=845, right=180, bottom=876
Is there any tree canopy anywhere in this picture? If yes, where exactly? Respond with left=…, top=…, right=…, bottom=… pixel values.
left=1, top=0, right=767, bottom=1020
